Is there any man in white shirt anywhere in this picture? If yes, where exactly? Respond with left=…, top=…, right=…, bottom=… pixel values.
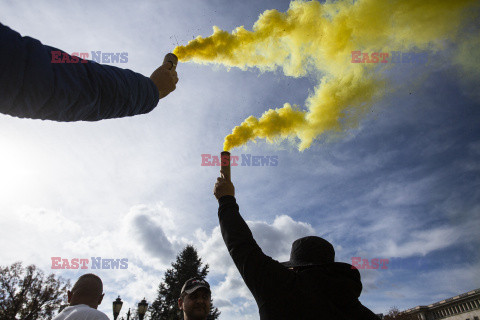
left=53, top=274, right=109, bottom=320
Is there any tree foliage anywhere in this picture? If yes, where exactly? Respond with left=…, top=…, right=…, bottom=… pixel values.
left=149, top=245, right=220, bottom=320
left=0, top=261, right=70, bottom=320
left=384, top=306, right=417, bottom=320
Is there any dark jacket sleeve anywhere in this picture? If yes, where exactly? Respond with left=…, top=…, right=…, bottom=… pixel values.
left=218, top=195, right=294, bottom=307
left=0, top=22, right=160, bottom=121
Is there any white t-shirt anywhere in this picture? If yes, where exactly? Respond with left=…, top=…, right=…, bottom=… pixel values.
left=53, top=304, right=110, bottom=320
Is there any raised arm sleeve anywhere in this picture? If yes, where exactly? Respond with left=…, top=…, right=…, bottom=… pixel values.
left=218, top=195, right=294, bottom=306
left=0, top=22, right=160, bottom=121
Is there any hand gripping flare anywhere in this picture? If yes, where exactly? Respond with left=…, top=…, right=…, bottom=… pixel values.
left=163, top=53, right=178, bottom=71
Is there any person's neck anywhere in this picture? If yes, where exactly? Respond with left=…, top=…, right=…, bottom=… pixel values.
left=70, top=301, right=98, bottom=309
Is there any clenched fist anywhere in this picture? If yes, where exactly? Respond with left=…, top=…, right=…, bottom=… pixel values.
left=214, top=174, right=235, bottom=200
left=150, top=62, right=178, bottom=99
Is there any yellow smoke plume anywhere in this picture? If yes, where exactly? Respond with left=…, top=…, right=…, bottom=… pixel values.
left=173, top=0, right=478, bottom=151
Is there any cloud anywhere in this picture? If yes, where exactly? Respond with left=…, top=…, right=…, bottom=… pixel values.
left=367, top=176, right=436, bottom=207
left=18, top=206, right=82, bottom=234
left=213, top=298, right=233, bottom=308
left=379, top=226, right=460, bottom=258
left=249, top=215, right=315, bottom=259
left=123, top=204, right=181, bottom=263
left=213, top=268, right=253, bottom=301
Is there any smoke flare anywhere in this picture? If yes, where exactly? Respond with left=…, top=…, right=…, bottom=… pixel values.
left=173, top=0, right=479, bottom=151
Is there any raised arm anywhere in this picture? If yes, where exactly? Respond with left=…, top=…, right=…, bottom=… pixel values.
left=0, top=22, right=177, bottom=121
left=214, top=177, right=294, bottom=304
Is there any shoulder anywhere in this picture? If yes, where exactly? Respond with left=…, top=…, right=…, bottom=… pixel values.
left=85, top=307, right=110, bottom=320
left=57, top=305, right=110, bottom=320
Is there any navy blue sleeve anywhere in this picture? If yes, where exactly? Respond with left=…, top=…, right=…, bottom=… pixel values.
left=0, top=22, right=160, bottom=121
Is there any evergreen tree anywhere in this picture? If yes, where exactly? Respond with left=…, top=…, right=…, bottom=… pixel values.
left=149, top=245, right=220, bottom=320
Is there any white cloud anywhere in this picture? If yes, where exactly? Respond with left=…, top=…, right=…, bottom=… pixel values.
left=249, top=215, right=315, bottom=260
left=367, top=175, right=436, bottom=207
left=18, top=205, right=82, bottom=234
left=213, top=268, right=252, bottom=301
left=380, top=226, right=460, bottom=258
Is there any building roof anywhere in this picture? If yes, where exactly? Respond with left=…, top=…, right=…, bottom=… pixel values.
left=403, top=288, right=480, bottom=313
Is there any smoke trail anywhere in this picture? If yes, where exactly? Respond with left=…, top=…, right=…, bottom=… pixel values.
left=173, top=0, right=478, bottom=151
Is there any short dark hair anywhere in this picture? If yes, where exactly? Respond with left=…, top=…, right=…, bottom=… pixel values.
left=71, top=273, right=103, bottom=298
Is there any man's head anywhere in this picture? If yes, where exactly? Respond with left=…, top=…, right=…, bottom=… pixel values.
left=178, top=278, right=211, bottom=320
left=281, top=236, right=335, bottom=270
left=68, top=273, right=104, bottom=309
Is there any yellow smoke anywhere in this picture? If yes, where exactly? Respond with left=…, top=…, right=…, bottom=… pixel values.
left=173, top=0, right=478, bottom=151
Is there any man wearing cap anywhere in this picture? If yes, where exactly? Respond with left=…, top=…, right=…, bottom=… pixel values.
left=178, top=277, right=212, bottom=320
left=213, top=176, right=379, bottom=320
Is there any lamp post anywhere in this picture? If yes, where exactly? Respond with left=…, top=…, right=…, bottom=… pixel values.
left=137, top=298, right=149, bottom=320
left=126, top=308, right=131, bottom=320
left=113, top=296, right=123, bottom=320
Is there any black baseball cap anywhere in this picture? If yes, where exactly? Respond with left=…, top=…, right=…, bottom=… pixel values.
left=181, top=278, right=211, bottom=295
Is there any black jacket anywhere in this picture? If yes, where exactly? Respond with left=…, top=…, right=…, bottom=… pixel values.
left=0, top=22, right=159, bottom=121
left=218, top=195, right=379, bottom=320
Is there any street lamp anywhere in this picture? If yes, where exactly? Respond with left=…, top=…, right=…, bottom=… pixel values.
left=113, top=296, right=123, bottom=320
left=138, top=298, right=149, bottom=320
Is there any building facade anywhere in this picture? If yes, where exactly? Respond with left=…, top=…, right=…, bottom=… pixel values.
left=401, top=288, right=480, bottom=320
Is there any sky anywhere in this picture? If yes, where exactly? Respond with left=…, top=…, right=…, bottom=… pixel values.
left=1, top=0, right=479, bottom=319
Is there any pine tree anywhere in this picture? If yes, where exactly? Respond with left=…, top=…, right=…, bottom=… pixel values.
left=149, top=245, right=220, bottom=320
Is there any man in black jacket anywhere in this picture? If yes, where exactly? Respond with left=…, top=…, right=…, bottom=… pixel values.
left=213, top=174, right=379, bottom=320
